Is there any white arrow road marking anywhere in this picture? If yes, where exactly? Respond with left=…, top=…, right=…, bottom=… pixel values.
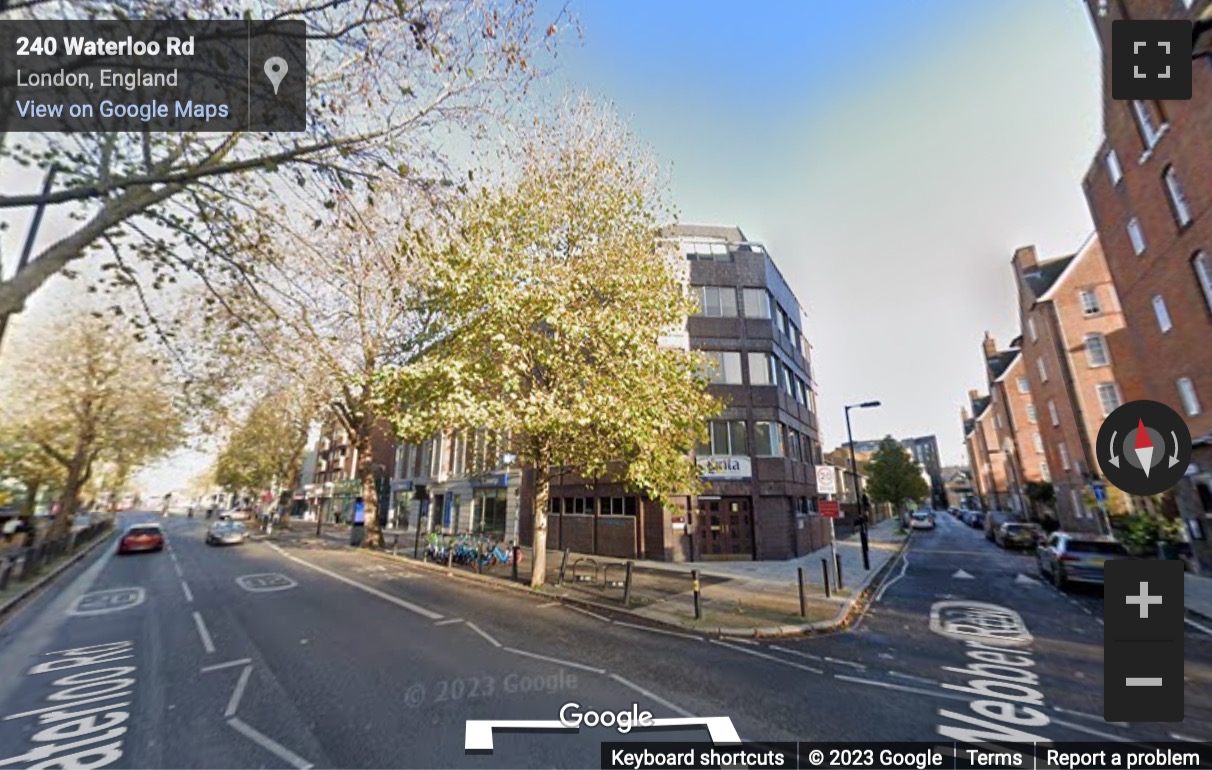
left=464, top=716, right=741, bottom=751
left=952, top=569, right=974, bottom=580
left=1015, top=573, right=1040, bottom=586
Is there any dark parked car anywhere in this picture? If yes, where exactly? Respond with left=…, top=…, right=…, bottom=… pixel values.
left=118, top=524, right=164, bottom=554
left=995, top=522, right=1042, bottom=549
left=962, top=511, right=984, bottom=528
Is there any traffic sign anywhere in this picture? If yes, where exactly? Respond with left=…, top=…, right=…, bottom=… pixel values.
left=1093, top=482, right=1107, bottom=503
left=819, top=500, right=840, bottom=518
left=815, top=466, right=837, bottom=496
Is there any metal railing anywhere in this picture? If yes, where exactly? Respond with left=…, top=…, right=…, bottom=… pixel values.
left=0, top=521, right=112, bottom=592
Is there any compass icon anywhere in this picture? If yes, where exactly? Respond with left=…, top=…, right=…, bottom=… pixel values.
left=1097, top=400, right=1192, bottom=497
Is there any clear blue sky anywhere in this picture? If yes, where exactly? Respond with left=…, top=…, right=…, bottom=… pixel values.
left=543, top=0, right=1103, bottom=465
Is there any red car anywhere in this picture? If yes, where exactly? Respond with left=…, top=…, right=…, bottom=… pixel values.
left=118, top=524, right=165, bottom=554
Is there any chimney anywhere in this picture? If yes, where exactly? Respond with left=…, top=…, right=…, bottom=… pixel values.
left=961, top=406, right=971, bottom=420
left=982, top=332, right=998, bottom=360
left=1012, top=245, right=1038, bottom=273
left=968, top=388, right=980, bottom=403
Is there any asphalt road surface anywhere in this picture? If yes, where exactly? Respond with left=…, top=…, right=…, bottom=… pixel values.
left=0, top=511, right=1209, bottom=769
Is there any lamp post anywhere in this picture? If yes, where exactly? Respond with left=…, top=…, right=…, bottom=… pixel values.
left=845, top=400, right=881, bottom=570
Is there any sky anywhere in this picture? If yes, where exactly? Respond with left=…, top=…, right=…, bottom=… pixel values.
left=0, top=0, right=1104, bottom=492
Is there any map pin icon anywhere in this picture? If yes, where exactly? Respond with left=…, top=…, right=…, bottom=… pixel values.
left=264, top=57, right=288, bottom=95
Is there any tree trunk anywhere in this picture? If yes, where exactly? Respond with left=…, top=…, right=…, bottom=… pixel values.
left=20, top=479, right=42, bottom=517
left=356, top=431, right=383, bottom=549
left=52, top=461, right=87, bottom=540
left=530, top=468, right=549, bottom=589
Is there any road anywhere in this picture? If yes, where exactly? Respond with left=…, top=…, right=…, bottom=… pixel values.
left=0, top=511, right=1208, bottom=769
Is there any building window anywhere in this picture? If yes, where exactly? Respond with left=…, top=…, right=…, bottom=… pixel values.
left=697, top=420, right=748, bottom=456
left=1040, top=462, right=1051, bottom=483
left=684, top=239, right=730, bottom=262
left=783, top=364, right=795, bottom=398
left=1105, top=148, right=1123, bottom=186
left=1026, top=403, right=1038, bottom=424
left=1193, top=252, right=1212, bottom=316
left=1048, top=399, right=1059, bottom=426
left=702, top=351, right=743, bottom=384
left=1153, top=294, right=1173, bottom=332
left=742, top=288, right=771, bottom=319
left=1037, top=357, right=1048, bottom=383
left=775, top=306, right=790, bottom=337
left=747, top=352, right=778, bottom=386
left=788, top=430, right=803, bottom=462
left=1079, top=289, right=1101, bottom=315
left=695, top=286, right=738, bottom=317
left=1028, top=317, right=1037, bottom=342
left=1097, top=382, right=1121, bottom=417
left=1059, top=442, right=1071, bottom=471
left=1178, top=377, right=1202, bottom=416
left=1127, top=218, right=1146, bottom=256
left=754, top=421, right=785, bottom=457
left=1084, top=333, right=1110, bottom=367
left=1033, top=432, right=1044, bottom=453
left=995, top=414, right=1002, bottom=430
left=1164, top=166, right=1193, bottom=227
left=1017, top=376, right=1030, bottom=394
left=1132, top=100, right=1166, bottom=150
left=1071, top=489, right=1084, bottom=519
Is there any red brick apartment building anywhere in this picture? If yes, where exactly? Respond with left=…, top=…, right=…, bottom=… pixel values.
left=964, top=391, right=1009, bottom=511
left=1081, top=0, right=1212, bottom=568
left=982, top=335, right=1048, bottom=517
left=1012, top=238, right=1127, bottom=532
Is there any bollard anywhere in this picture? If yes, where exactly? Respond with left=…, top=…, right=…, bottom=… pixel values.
left=557, top=548, right=571, bottom=587
left=447, top=544, right=454, bottom=571
left=691, top=569, right=702, bottom=620
left=413, top=525, right=422, bottom=560
left=835, top=554, right=844, bottom=591
left=511, top=546, right=520, bottom=582
left=623, top=561, right=634, bottom=607
left=798, top=567, right=807, bottom=618
left=393, top=535, right=399, bottom=556
left=821, top=558, right=831, bottom=599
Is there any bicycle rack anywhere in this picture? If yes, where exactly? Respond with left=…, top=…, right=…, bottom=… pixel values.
left=603, top=563, right=627, bottom=588
left=571, top=558, right=598, bottom=584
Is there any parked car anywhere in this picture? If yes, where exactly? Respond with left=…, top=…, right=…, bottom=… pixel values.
left=995, top=522, right=1042, bottom=549
left=1036, top=532, right=1129, bottom=589
left=219, top=508, right=250, bottom=522
left=962, top=510, right=984, bottom=528
left=910, top=511, right=936, bottom=530
left=118, top=523, right=165, bottom=554
left=206, top=520, right=247, bottom=546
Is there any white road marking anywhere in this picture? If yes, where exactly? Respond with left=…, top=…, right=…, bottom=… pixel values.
left=502, top=647, right=607, bottom=674
left=3, top=691, right=133, bottom=720
left=67, top=588, right=146, bottom=616
left=565, top=605, right=610, bottom=622
left=710, top=640, right=822, bottom=674
left=235, top=573, right=298, bottom=592
left=1170, top=732, right=1206, bottom=742
left=202, top=659, right=252, bottom=673
left=1052, top=706, right=1126, bottom=726
left=888, top=671, right=937, bottom=685
left=607, top=674, right=696, bottom=718
left=180, top=580, right=194, bottom=603
left=169, top=550, right=178, bottom=563
left=874, top=552, right=909, bottom=602
left=434, top=618, right=465, bottom=626
left=1052, top=717, right=1129, bottom=741
left=824, top=656, right=866, bottom=669
left=173, top=561, right=183, bottom=577
left=951, top=569, right=974, bottom=579
left=768, top=646, right=822, bottom=662
left=464, top=622, right=502, bottom=648
left=537, top=601, right=561, bottom=608
left=1185, top=617, right=1212, bottom=637
left=834, top=674, right=969, bottom=702
left=264, top=544, right=443, bottom=620
left=612, top=621, right=704, bottom=641
left=192, top=611, right=216, bottom=654
left=1097, top=618, right=1105, bottom=626
left=224, top=666, right=253, bottom=717
left=227, top=717, right=313, bottom=769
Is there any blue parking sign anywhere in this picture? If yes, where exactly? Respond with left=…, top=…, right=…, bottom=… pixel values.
left=1093, top=482, right=1106, bottom=502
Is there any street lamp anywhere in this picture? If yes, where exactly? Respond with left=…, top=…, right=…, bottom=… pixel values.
left=845, top=400, right=881, bottom=570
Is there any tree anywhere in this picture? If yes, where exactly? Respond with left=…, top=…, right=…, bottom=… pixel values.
left=376, top=98, right=723, bottom=585
left=0, top=313, right=183, bottom=536
left=866, top=436, right=930, bottom=513
left=0, top=0, right=568, bottom=328
left=214, top=385, right=311, bottom=502
left=0, top=429, right=63, bottom=515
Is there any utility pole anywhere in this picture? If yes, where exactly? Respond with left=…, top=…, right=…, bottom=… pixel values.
left=845, top=401, right=881, bottom=570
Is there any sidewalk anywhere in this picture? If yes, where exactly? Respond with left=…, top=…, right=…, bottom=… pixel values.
left=274, top=517, right=910, bottom=637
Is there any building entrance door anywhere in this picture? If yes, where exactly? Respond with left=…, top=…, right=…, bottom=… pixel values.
left=696, top=497, right=753, bottom=560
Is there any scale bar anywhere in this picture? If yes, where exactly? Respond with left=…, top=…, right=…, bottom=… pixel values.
left=1125, top=677, right=1163, bottom=687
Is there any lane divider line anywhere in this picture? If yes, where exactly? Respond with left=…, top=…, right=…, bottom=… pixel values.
left=887, top=671, right=936, bottom=686
left=192, top=611, right=216, bottom=654
left=264, top=543, right=443, bottom=621
left=1186, top=617, right=1212, bottom=637
left=434, top=618, right=465, bottom=626
left=502, top=647, right=607, bottom=675
left=464, top=622, right=502, bottom=648
left=609, top=674, right=696, bottom=718
left=565, top=605, right=610, bottom=622
left=224, top=665, right=253, bottom=717
left=710, top=640, right=822, bottom=674
left=202, top=658, right=253, bottom=673
left=612, top=621, right=704, bottom=641
left=181, top=580, right=194, bottom=603
left=768, top=646, right=822, bottom=662
left=824, top=656, right=867, bottom=670
left=227, top=717, right=313, bottom=769
left=833, top=674, right=968, bottom=702
left=172, top=561, right=184, bottom=578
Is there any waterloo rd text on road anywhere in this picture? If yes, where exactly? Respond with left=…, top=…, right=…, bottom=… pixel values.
left=0, top=641, right=136, bottom=770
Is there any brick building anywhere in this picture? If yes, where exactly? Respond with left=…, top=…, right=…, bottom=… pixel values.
left=963, top=390, right=1009, bottom=511
left=1081, top=0, right=1212, bottom=568
left=984, top=334, right=1049, bottom=518
left=1011, top=237, right=1127, bottom=532
left=306, top=422, right=395, bottom=525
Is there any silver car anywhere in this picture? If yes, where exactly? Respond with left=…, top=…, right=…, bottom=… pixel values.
left=206, top=521, right=247, bottom=546
left=1037, top=532, right=1128, bottom=588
